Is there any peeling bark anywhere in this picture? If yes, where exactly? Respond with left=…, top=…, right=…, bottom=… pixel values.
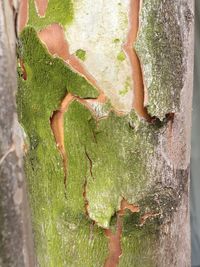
left=16, top=0, right=194, bottom=266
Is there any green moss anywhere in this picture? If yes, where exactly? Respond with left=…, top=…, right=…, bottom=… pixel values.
left=113, top=38, right=120, bottom=43
left=117, top=51, right=126, bottom=62
left=28, top=0, right=74, bottom=31
left=119, top=77, right=131, bottom=96
left=18, top=25, right=162, bottom=259
left=63, top=101, right=159, bottom=228
left=19, top=27, right=98, bottom=99
left=135, top=0, right=183, bottom=119
left=17, top=2, right=176, bottom=264
left=75, top=49, right=87, bottom=61
left=119, top=214, right=158, bottom=267
left=17, top=26, right=107, bottom=267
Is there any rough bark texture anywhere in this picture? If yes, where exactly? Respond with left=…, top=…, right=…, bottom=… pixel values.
left=16, top=0, right=194, bottom=266
left=0, top=1, right=35, bottom=266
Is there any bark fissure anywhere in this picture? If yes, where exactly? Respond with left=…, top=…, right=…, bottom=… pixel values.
left=123, top=0, right=151, bottom=121
left=104, top=199, right=140, bottom=267
left=104, top=214, right=123, bottom=267
left=19, top=59, right=27, bottom=80
left=85, top=148, right=94, bottom=180
left=83, top=177, right=89, bottom=216
left=50, top=93, right=74, bottom=186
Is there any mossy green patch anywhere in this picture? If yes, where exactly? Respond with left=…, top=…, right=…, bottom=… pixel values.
left=119, top=77, right=131, bottom=96
left=75, top=49, right=87, bottom=61
left=119, top=211, right=158, bottom=267
left=17, top=26, right=108, bottom=266
left=19, top=27, right=98, bottom=99
left=17, top=3, right=174, bottom=264
left=135, top=0, right=183, bottom=119
left=113, top=38, right=120, bottom=43
left=28, top=0, right=74, bottom=31
left=117, top=51, right=126, bottom=62
left=63, top=101, right=160, bottom=228
left=17, top=24, right=163, bottom=261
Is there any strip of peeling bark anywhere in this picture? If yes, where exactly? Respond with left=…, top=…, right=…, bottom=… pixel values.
left=124, top=0, right=151, bottom=121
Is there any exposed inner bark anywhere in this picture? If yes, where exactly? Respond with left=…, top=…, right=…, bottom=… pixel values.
left=38, top=24, right=104, bottom=95
left=50, top=93, right=107, bottom=187
left=50, top=93, right=74, bottom=186
left=104, top=199, right=140, bottom=267
left=104, top=215, right=122, bottom=267
left=19, top=59, right=27, bottom=80
left=18, top=0, right=28, bottom=33
left=34, top=0, right=48, bottom=17
left=123, top=0, right=151, bottom=121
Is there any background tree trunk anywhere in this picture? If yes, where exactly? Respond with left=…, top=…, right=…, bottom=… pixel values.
left=1, top=0, right=195, bottom=266
left=0, top=1, right=35, bottom=266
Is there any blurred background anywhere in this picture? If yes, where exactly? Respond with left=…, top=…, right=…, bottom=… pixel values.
left=191, top=1, right=200, bottom=266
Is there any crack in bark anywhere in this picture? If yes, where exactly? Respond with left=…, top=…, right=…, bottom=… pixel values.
left=50, top=93, right=74, bottom=187
left=83, top=177, right=89, bottom=216
left=104, top=214, right=122, bottom=267
left=139, top=212, right=161, bottom=227
left=104, top=199, right=140, bottom=267
left=123, top=0, right=151, bottom=121
left=85, top=148, right=94, bottom=180
left=50, top=94, right=103, bottom=187
left=19, top=59, right=27, bottom=80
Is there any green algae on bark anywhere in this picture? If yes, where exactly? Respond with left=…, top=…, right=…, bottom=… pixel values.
left=117, top=51, right=126, bottom=62
left=119, top=211, right=159, bottom=267
left=18, top=27, right=98, bottom=99
left=16, top=0, right=192, bottom=265
left=119, top=77, right=131, bottom=96
left=28, top=0, right=74, bottom=31
left=75, top=49, right=87, bottom=61
left=17, top=27, right=109, bottom=267
left=63, top=100, right=162, bottom=228
left=135, top=0, right=184, bottom=119
left=17, top=26, right=166, bottom=265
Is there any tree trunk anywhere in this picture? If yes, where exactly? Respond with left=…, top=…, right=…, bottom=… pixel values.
left=0, top=1, right=35, bottom=266
left=1, top=0, right=194, bottom=266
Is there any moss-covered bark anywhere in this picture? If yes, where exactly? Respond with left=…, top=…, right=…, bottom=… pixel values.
left=17, top=0, right=194, bottom=266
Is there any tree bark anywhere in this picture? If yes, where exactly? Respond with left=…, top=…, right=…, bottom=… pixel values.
left=0, top=1, right=35, bottom=266
left=2, top=0, right=194, bottom=266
